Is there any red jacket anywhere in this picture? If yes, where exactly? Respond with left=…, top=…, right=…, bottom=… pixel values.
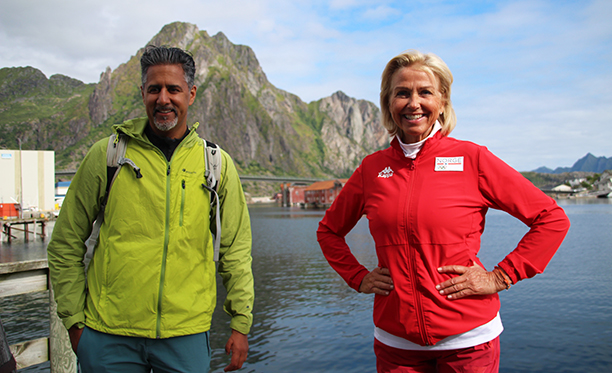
left=317, top=134, right=570, bottom=346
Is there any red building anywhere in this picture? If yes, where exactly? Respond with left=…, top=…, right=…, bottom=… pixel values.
left=279, top=183, right=308, bottom=206
left=303, top=179, right=348, bottom=208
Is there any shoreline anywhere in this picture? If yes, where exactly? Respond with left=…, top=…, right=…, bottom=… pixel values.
left=246, top=196, right=277, bottom=205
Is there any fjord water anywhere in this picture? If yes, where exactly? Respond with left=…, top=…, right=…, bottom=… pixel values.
left=2, top=199, right=611, bottom=372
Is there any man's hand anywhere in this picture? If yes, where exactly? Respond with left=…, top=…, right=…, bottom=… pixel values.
left=67, top=325, right=83, bottom=354
left=224, top=329, right=249, bottom=371
left=436, top=262, right=508, bottom=300
left=359, top=267, right=394, bottom=295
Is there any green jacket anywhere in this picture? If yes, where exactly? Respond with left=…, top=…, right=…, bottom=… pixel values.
left=48, top=118, right=254, bottom=338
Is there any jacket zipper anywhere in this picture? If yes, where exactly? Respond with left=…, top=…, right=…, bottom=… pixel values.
left=123, top=130, right=196, bottom=339
left=406, top=158, right=432, bottom=346
left=155, top=134, right=194, bottom=339
left=156, top=163, right=172, bottom=338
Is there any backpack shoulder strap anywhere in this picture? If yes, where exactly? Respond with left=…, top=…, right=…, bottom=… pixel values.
left=202, top=139, right=223, bottom=261
left=204, top=140, right=222, bottom=191
left=85, top=133, right=141, bottom=266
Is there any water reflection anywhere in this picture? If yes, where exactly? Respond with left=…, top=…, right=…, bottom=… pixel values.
left=2, top=200, right=612, bottom=372
left=210, top=205, right=378, bottom=372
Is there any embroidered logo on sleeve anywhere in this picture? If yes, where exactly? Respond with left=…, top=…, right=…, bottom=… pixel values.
left=378, top=166, right=394, bottom=178
left=435, top=157, right=464, bottom=171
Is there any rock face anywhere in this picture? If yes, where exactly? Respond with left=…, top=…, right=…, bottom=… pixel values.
left=317, top=91, right=388, bottom=176
left=88, top=67, right=113, bottom=126
left=0, top=22, right=389, bottom=176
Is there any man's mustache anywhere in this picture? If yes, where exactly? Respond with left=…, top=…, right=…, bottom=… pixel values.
left=154, top=106, right=177, bottom=115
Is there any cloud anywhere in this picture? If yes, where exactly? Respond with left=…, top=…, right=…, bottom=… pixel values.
left=329, top=0, right=363, bottom=10
left=362, top=5, right=400, bottom=21
left=0, top=0, right=610, bottom=170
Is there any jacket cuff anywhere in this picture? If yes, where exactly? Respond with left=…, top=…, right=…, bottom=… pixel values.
left=63, top=313, right=85, bottom=331
left=497, top=261, right=519, bottom=285
left=229, top=314, right=251, bottom=335
left=351, top=268, right=370, bottom=292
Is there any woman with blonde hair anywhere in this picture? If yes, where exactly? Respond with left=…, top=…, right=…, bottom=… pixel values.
left=317, top=50, right=570, bottom=372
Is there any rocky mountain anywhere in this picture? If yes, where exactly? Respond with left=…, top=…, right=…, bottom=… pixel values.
left=0, top=22, right=388, bottom=179
left=533, top=153, right=612, bottom=174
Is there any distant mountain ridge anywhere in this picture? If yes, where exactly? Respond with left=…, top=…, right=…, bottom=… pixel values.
left=0, top=22, right=388, bottom=179
left=533, top=153, right=612, bottom=174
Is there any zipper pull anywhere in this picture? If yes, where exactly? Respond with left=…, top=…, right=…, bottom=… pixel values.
left=182, top=180, right=185, bottom=189
left=409, top=160, right=415, bottom=170
left=167, top=165, right=171, bottom=176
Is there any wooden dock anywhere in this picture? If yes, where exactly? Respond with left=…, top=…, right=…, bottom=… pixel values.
left=0, top=259, right=76, bottom=372
left=1, top=218, right=48, bottom=243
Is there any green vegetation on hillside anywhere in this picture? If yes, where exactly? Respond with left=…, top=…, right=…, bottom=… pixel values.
left=1, top=22, right=386, bottom=188
left=0, top=67, right=97, bottom=164
left=521, top=171, right=604, bottom=189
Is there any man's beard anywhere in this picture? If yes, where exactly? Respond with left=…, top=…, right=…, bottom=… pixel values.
left=153, top=107, right=178, bottom=132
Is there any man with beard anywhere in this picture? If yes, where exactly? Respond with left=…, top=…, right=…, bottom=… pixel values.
left=48, top=46, right=254, bottom=372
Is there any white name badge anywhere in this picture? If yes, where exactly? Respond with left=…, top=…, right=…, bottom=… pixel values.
left=435, top=157, right=464, bottom=171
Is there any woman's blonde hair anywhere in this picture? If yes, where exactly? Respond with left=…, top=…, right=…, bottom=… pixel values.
left=380, top=50, right=456, bottom=137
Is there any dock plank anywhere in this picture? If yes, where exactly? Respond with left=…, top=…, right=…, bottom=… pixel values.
left=10, top=337, right=49, bottom=370
left=0, top=259, right=48, bottom=274
left=0, top=269, right=48, bottom=297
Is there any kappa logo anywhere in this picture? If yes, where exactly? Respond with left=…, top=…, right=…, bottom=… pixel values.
left=378, top=166, right=394, bottom=178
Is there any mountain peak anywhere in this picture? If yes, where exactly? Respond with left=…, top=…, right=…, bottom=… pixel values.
left=534, top=153, right=612, bottom=173
left=151, top=22, right=200, bottom=49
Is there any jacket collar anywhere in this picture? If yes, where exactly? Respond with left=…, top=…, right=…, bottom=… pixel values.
left=390, top=131, right=444, bottom=159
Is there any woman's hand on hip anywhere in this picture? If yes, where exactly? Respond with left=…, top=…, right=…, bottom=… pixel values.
left=436, top=262, right=507, bottom=300
left=359, top=267, right=394, bottom=295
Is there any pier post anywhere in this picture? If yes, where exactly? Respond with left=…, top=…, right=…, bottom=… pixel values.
left=48, top=280, right=77, bottom=372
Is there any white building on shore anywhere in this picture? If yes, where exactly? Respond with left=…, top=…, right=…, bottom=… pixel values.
left=0, top=150, right=55, bottom=214
left=594, top=171, right=612, bottom=191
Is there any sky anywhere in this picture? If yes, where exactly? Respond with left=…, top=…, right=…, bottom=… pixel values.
left=1, top=0, right=611, bottom=171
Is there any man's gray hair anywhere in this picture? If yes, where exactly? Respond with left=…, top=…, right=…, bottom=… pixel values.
left=140, top=45, right=196, bottom=87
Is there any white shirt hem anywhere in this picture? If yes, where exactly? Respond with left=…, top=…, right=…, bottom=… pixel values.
left=374, top=312, right=503, bottom=351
